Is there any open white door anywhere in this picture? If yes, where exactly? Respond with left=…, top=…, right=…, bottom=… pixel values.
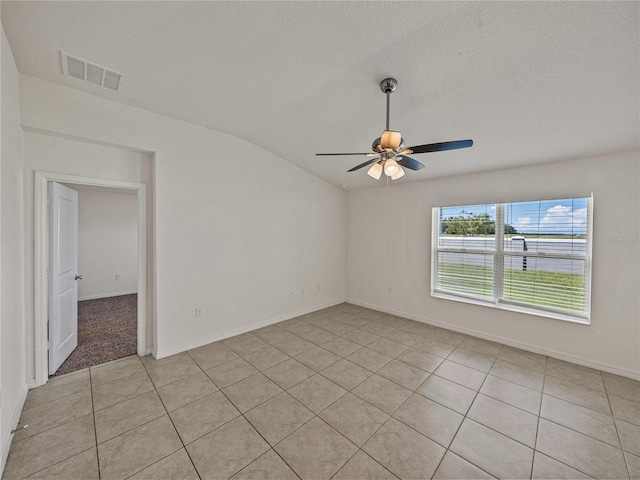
left=48, top=182, right=79, bottom=375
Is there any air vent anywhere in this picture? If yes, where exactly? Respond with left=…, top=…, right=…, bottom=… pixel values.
left=60, top=51, right=123, bottom=92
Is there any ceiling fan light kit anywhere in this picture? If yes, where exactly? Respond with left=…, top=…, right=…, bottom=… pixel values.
left=367, top=162, right=383, bottom=180
left=384, top=157, right=400, bottom=176
left=391, top=166, right=405, bottom=180
left=316, top=78, right=473, bottom=182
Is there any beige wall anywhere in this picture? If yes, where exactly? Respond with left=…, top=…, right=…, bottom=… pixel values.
left=19, top=74, right=347, bottom=378
left=1, top=25, right=26, bottom=469
left=13, top=48, right=638, bottom=390
left=74, top=187, right=139, bottom=301
left=346, top=151, right=640, bottom=378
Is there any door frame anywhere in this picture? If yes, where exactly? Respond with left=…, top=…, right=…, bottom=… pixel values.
left=34, top=171, right=147, bottom=387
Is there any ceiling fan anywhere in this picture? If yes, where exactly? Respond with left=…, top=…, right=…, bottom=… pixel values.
left=316, top=78, right=473, bottom=180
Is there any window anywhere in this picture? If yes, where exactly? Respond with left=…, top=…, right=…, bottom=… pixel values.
left=431, top=196, right=592, bottom=323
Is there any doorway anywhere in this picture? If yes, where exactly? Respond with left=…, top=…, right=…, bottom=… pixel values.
left=49, top=182, right=141, bottom=376
left=34, top=171, right=147, bottom=386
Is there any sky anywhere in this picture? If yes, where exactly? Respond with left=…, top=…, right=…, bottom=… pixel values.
left=441, top=198, right=589, bottom=234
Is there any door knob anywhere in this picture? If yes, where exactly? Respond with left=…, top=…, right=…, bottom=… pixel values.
left=75, top=275, right=83, bottom=280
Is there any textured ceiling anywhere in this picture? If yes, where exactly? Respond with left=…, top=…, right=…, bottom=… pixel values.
left=2, top=1, right=638, bottom=190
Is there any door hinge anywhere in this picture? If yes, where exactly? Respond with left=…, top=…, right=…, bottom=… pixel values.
left=47, top=341, right=52, bottom=351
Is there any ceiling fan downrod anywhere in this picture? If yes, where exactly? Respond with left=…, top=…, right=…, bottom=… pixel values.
left=380, top=78, right=397, bottom=131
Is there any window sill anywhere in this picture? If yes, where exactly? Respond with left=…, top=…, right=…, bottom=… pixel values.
left=431, top=290, right=591, bottom=325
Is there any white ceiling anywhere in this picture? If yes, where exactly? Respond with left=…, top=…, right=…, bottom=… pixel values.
left=2, top=1, right=638, bottom=190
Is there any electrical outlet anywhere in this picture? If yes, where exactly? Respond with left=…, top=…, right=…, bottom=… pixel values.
left=388, top=287, right=392, bottom=294
left=317, top=284, right=321, bottom=292
left=301, top=288, right=305, bottom=295
left=195, top=307, right=202, bottom=318
left=115, top=274, right=121, bottom=280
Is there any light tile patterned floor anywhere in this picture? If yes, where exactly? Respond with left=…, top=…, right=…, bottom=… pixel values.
left=3, top=303, right=639, bottom=479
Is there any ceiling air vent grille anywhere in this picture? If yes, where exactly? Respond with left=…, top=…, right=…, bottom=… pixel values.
left=60, top=51, right=123, bottom=92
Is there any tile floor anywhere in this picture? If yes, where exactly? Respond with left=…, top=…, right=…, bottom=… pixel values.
left=3, top=303, right=639, bottom=479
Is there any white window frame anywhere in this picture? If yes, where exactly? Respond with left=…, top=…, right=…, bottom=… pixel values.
left=431, top=196, right=593, bottom=324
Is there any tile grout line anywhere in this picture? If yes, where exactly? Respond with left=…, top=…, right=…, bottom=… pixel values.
left=530, top=353, right=548, bottom=480
left=428, top=342, right=505, bottom=479
left=95, top=362, right=186, bottom=478
left=257, top=318, right=414, bottom=479
left=266, top=311, right=633, bottom=478
left=329, top=449, right=398, bottom=480
left=327, top=320, right=459, bottom=479
left=148, top=360, right=203, bottom=480
left=539, top=371, right=631, bottom=446
left=306, top=350, right=399, bottom=478
left=11, top=371, right=101, bottom=477
left=19, top=386, right=92, bottom=414
left=600, top=368, right=632, bottom=480
left=320, top=310, right=636, bottom=460
left=532, top=351, right=620, bottom=479
left=11, top=392, right=94, bottom=444
left=90, top=360, right=200, bottom=479
left=215, top=377, right=304, bottom=479
left=362, top=321, right=464, bottom=477
left=89, top=365, right=102, bottom=480
left=17, top=305, right=639, bottom=480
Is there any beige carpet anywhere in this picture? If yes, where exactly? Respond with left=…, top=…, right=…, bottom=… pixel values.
left=51, top=294, right=137, bottom=376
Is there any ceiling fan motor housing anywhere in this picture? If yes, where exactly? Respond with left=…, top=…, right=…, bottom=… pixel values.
left=373, top=134, right=404, bottom=153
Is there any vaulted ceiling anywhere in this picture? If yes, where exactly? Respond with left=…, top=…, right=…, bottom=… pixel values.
left=2, top=1, right=638, bottom=189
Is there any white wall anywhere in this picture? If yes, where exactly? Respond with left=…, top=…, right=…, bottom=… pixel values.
left=1, top=24, right=27, bottom=470
left=20, top=74, right=347, bottom=375
left=23, top=132, right=153, bottom=379
left=12, top=70, right=639, bottom=385
left=347, top=151, right=640, bottom=378
left=73, top=187, right=138, bottom=300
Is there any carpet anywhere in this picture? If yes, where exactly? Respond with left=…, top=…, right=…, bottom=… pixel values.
left=51, top=294, right=138, bottom=376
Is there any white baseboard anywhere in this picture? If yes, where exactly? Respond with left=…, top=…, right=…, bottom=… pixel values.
left=346, top=299, right=640, bottom=381
left=155, top=299, right=345, bottom=359
left=78, top=290, right=137, bottom=301
left=1, top=382, right=29, bottom=475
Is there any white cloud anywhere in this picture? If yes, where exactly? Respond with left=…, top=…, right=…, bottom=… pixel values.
left=514, top=205, right=587, bottom=234
left=512, top=216, right=532, bottom=231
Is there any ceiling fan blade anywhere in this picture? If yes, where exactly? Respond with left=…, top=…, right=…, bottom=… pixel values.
left=316, top=152, right=377, bottom=156
left=347, top=158, right=380, bottom=172
left=397, top=156, right=425, bottom=171
left=408, top=139, right=473, bottom=154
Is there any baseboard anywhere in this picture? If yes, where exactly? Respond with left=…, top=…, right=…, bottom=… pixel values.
left=78, top=290, right=137, bottom=301
left=346, top=299, right=640, bottom=381
left=1, top=382, right=29, bottom=475
left=155, top=299, right=345, bottom=359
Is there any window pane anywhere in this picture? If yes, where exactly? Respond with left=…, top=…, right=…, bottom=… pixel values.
left=503, top=257, right=587, bottom=314
left=439, top=204, right=496, bottom=250
left=436, top=252, right=494, bottom=300
left=433, top=196, right=591, bottom=322
left=503, top=198, right=588, bottom=255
